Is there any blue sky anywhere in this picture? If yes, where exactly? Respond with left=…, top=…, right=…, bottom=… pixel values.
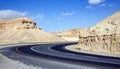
left=0, top=0, right=120, bottom=32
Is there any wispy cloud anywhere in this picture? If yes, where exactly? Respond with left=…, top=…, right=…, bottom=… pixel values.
left=31, top=13, right=44, bottom=20
left=86, top=5, right=94, bottom=9
left=100, top=3, right=113, bottom=7
left=30, top=13, right=51, bottom=23
left=0, top=10, right=27, bottom=19
left=57, top=11, right=75, bottom=20
left=0, top=10, right=51, bottom=23
left=88, top=0, right=105, bottom=5
left=61, top=12, right=74, bottom=16
left=57, top=17, right=61, bottom=20
left=87, top=0, right=112, bottom=9
left=100, top=3, right=106, bottom=7
left=108, top=4, right=112, bottom=7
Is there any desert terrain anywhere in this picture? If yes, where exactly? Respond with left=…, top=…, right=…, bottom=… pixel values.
left=54, top=28, right=89, bottom=42
left=0, top=18, right=66, bottom=69
left=66, top=11, right=120, bottom=57
left=0, top=11, right=120, bottom=69
left=0, top=17, right=65, bottom=44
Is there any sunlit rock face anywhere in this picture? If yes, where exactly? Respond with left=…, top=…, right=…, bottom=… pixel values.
left=0, top=17, right=40, bottom=31
left=57, top=28, right=88, bottom=37
left=53, top=28, right=90, bottom=42
left=77, top=11, right=120, bottom=53
left=91, top=11, right=120, bottom=35
left=78, top=34, right=120, bottom=53
left=0, top=17, right=65, bottom=44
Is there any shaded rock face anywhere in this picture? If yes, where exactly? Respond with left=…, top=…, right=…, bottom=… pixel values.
left=78, top=34, right=120, bottom=53
left=0, top=18, right=40, bottom=31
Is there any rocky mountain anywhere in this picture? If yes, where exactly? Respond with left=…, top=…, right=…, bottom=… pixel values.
left=76, top=11, right=120, bottom=54
left=0, top=17, right=65, bottom=44
left=90, top=11, right=120, bottom=35
left=60, top=11, right=120, bottom=38
left=0, top=17, right=39, bottom=31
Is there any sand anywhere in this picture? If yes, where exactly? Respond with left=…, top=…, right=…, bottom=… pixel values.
left=61, top=37, right=79, bottom=42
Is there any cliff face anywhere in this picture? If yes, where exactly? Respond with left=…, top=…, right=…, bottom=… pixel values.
left=0, top=18, right=65, bottom=44
left=78, top=34, right=120, bottom=53
left=77, top=11, right=120, bottom=53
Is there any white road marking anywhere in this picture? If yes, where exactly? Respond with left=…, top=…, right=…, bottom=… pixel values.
left=31, top=45, right=77, bottom=56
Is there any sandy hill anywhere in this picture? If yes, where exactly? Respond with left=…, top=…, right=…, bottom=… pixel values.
left=76, top=11, right=120, bottom=54
left=53, top=28, right=89, bottom=41
left=0, top=17, right=65, bottom=44
left=90, top=11, right=120, bottom=35
left=56, top=28, right=88, bottom=37
left=58, top=11, right=120, bottom=37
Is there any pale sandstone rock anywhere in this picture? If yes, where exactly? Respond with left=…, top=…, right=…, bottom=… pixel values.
left=53, top=28, right=90, bottom=41
left=0, top=17, right=65, bottom=44
left=54, top=28, right=89, bottom=37
left=0, top=17, right=39, bottom=31
left=77, top=11, right=120, bottom=54
left=78, top=34, right=120, bottom=53
left=91, top=11, right=120, bottom=35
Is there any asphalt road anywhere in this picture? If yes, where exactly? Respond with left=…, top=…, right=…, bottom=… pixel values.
left=0, top=42, right=120, bottom=69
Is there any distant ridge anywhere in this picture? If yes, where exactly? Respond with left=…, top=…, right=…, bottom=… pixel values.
left=55, top=11, right=120, bottom=41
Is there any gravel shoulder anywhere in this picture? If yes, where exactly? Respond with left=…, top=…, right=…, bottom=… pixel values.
left=65, top=45, right=120, bottom=58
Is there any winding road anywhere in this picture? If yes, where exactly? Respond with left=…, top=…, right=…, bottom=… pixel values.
left=1, top=42, right=120, bottom=69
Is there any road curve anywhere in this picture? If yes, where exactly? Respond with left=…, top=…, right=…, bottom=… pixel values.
left=15, top=42, right=120, bottom=68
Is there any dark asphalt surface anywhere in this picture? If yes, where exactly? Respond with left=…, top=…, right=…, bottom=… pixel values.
left=0, top=42, right=119, bottom=69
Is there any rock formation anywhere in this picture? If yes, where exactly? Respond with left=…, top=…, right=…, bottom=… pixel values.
left=91, top=11, right=120, bottom=35
left=0, top=18, right=39, bottom=31
left=0, top=17, right=65, bottom=44
left=77, top=34, right=120, bottom=53
left=77, top=11, right=120, bottom=54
